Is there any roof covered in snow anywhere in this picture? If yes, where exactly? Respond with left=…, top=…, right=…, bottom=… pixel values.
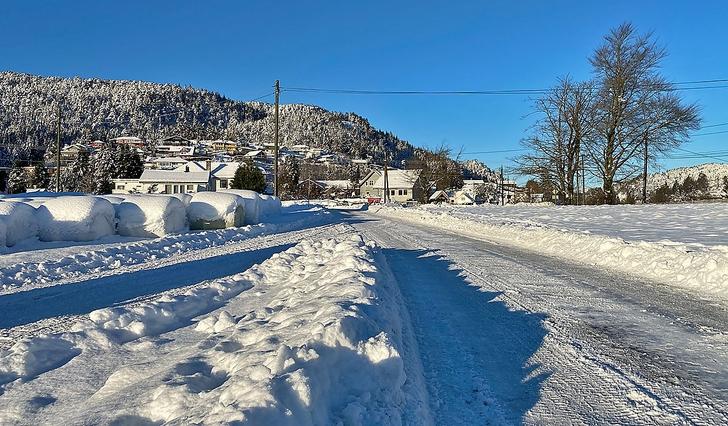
left=139, top=169, right=210, bottom=183
left=173, top=162, right=241, bottom=179
left=372, top=169, right=421, bottom=189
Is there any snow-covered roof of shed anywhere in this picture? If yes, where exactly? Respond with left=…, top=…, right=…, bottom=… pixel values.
left=317, top=180, right=352, bottom=189
left=139, top=169, right=210, bottom=183
left=429, top=190, right=450, bottom=201
left=372, top=169, right=421, bottom=189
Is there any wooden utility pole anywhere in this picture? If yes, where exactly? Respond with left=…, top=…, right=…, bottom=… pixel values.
left=500, top=165, right=505, bottom=206
left=382, top=151, right=389, bottom=203
left=55, top=104, right=62, bottom=192
left=642, top=136, right=648, bottom=204
left=581, top=153, right=586, bottom=205
left=273, top=80, right=280, bottom=197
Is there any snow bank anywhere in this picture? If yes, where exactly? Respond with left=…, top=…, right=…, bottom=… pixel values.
left=114, top=195, right=187, bottom=238
left=0, top=204, right=329, bottom=292
left=0, top=234, right=414, bottom=424
left=188, top=192, right=245, bottom=230
left=35, top=196, right=116, bottom=242
left=0, top=219, right=6, bottom=248
left=375, top=205, right=728, bottom=299
left=97, top=195, right=125, bottom=205
left=0, top=202, right=38, bottom=246
left=219, top=189, right=261, bottom=224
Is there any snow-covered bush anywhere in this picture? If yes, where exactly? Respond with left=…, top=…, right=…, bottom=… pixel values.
left=0, top=201, right=38, bottom=246
left=188, top=192, right=245, bottom=230
left=219, top=189, right=261, bottom=224
left=115, top=195, right=187, bottom=237
left=35, top=196, right=116, bottom=242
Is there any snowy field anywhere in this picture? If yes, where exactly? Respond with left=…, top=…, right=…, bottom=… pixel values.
left=373, top=203, right=728, bottom=300
left=420, top=203, right=728, bottom=249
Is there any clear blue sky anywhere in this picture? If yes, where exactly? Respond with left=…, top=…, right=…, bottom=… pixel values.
left=1, top=0, right=727, bottom=175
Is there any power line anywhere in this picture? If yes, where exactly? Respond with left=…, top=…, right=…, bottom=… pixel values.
left=692, top=129, right=728, bottom=137
left=283, top=78, right=728, bottom=97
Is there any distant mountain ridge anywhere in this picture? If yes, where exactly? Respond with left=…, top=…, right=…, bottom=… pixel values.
left=0, top=71, right=418, bottom=166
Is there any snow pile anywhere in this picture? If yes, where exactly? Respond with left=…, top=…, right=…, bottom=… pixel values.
left=0, top=202, right=38, bottom=246
left=35, top=196, right=116, bottom=242
left=0, top=204, right=330, bottom=291
left=97, top=195, right=125, bottom=205
left=219, top=189, right=261, bottom=224
left=0, top=234, right=413, bottom=424
left=258, top=194, right=282, bottom=217
left=115, top=195, right=188, bottom=237
left=375, top=205, right=728, bottom=299
left=188, top=192, right=246, bottom=230
left=0, top=219, right=5, bottom=248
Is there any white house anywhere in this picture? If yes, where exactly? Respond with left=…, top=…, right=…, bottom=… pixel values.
left=173, top=161, right=245, bottom=191
left=452, top=190, right=476, bottom=205
left=359, top=169, right=424, bottom=202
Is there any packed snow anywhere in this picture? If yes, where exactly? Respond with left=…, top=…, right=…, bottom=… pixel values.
left=373, top=203, right=728, bottom=299
left=0, top=234, right=415, bottom=425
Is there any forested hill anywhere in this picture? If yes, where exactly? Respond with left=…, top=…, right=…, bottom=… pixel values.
left=0, top=71, right=417, bottom=165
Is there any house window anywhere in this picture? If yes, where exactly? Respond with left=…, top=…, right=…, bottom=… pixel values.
left=390, top=189, right=396, bottom=196
left=180, top=185, right=186, bottom=194
left=398, top=189, right=403, bottom=196
left=165, top=185, right=172, bottom=194
left=116, top=184, right=125, bottom=190
left=403, top=189, right=408, bottom=195
left=220, top=179, right=228, bottom=189
left=187, top=185, right=194, bottom=191
left=173, top=185, right=179, bottom=194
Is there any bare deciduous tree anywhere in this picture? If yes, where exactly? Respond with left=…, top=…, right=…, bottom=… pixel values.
left=586, top=23, right=700, bottom=204
left=515, top=78, right=594, bottom=204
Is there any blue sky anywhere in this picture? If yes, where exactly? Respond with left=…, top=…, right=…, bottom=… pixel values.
left=1, top=1, right=727, bottom=175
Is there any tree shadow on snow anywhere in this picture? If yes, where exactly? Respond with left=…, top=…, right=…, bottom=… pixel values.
left=382, top=248, right=550, bottom=424
left=0, top=243, right=295, bottom=329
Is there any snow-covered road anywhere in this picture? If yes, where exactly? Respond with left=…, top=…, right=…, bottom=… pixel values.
left=347, top=211, right=728, bottom=424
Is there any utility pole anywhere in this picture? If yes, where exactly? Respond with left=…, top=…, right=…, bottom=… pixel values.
left=382, top=151, right=389, bottom=203
left=583, top=160, right=587, bottom=204
left=273, top=80, right=280, bottom=197
left=642, top=136, right=648, bottom=204
left=55, top=104, right=62, bottom=192
left=500, top=165, right=505, bottom=206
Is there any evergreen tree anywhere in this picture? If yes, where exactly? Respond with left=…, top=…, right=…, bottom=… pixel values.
left=61, top=151, right=92, bottom=192
left=91, top=145, right=116, bottom=194
left=723, top=176, right=728, bottom=197
left=671, top=180, right=682, bottom=197
left=6, top=163, right=27, bottom=194
left=231, top=162, right=266, bottom=193
left=695, top=172, right=710, bottom=197
left=31, top=163, right=50, bottom=189
left=348, top=164, right=361, bottom=189
left=115, top=144, right=144, bottom=178
left=682, top=176, right=696, bottom=199
left=650, top=183, right=672, bottom=203
left=279, top=157, right=301, bottom=199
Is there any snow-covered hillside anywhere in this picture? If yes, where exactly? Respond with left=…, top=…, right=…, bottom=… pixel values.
left=0, top=72, right=416, bottom=166
left=620, top=162, right=728, bottom=199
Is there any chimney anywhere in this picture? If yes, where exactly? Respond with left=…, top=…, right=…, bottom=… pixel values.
left=184, top=165, right=189, bottom=173
left=205, top=160, right=212, bottom=171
